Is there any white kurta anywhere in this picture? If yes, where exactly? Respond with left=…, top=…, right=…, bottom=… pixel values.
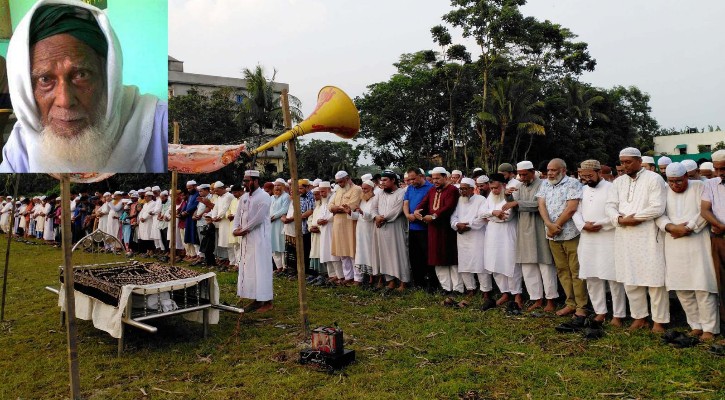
left=212, top=192, right=234, bottom=248
left=0, top=202, right=12, bottom=232
left=234, top=188, right=273, bottom=301
left=350, top=196, right=375, bottom=267
left=308, top=201, right=324, bottom=259
left=450, top=194, right=487, bottom=273
left=42, top=203, right=53, bottom=240
left=106, top=200, right=123, bottom=240
left=150, top=199, right=162, bottom=240
left=573, top=180, right=616, bottom=280
left=482, top=195, right=517, bottom=276
left=283, top=203, right=296, bottom=237
left=605, top=169, right=667, bottom=286
left=370, top=188, right=411, bottom=282
left=227, top=196, right=240, bottom=246
left=656, top=180, right=717, bottom=293
left=97, top=202, right=109, bottom=233
left=35, top=203, right=46, bottom=233
left=318, top=196, right=339, bottom=264
left=137, top=200, right=156, bottom=241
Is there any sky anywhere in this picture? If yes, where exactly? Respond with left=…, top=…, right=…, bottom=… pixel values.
left=169, top=0, right=725, bottom=144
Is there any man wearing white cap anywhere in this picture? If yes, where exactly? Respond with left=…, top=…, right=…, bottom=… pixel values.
left=701, top=149, right=725, bottom=332
left=346, top=180, right=377, bottom=286
left=641, top=156, right=656, bottom=172
left=657, top=156, right=672, bottom=177
left=137, top=192, right=158, bottom=257
left=475, top=175, right=490, bottom=198
left=94, top=192, right=110, bottom=236
left=150, top=186, right=163, bottom=252
left=699, top=161, right=714, bottom=180
left=316, top=181, right=342, bottom=283
left=573, top=160, right=626, bottom=326
left=156, top=190, right=171, bottom=257
left=681, top=159, right=704, bottom=181
left=329, top=170, right=363, bottom=284
left=450, top=170, right=463, bottom=187
left=270, top=179, right=291, bottom=272
left=414, top=167, right=462, bottom=295
left=503, top=161, right=558, bottom=312
left=0, top=196, right=13, bottom=233
left=451, top=177, right=489, bottom=304
left=657, top=162, right=719, bottom=340
left=234, top=170, right=273, bottom=312
left=605, top=147, right=668, bottom=332
left=195, top=183, right=216, bottom=266
left=105, top=191, right=124, bottom=248
left=180, top=180, right=200, bottom=261
left=210, top=181, right=235, bottom=268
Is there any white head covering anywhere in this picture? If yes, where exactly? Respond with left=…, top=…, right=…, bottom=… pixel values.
left=700, top=161, right=714, bottom=171
left=144, top=187, right=152, bottom=192
left=151, top=186, right=161, bottom=192
left=186, top=180, right=197, bottom=186
left=657, top=156, right=672, bottom=167
left=213, top=181, right=224, bottom=188
left=619, top=147, right=641, bottom=157
left=335, top=171, right=349, bottom=180
left=476, top=175, right=489, bottom=184
left=460, top=177, right=475, bottom=187
left=274, top=178, right=287, bottom=186
left=160, top=190, right=169, bottom=196
left=451, top=170, right=462, bottom=176
left=130, top=191, right=138, bottom=198
left=312, top=178, right=321, bottom=187
left=244, top=170, right=260, bottom=177
left=5, top=196, right=11, bottom=199
left=712, top=150, right=725, bottom=162
left=312, top=187, right=320, bottom=193
left=360, top=173, right=373, bottom=181
left=319, top=181, right=331, bottom=188
left=516, top=161, right=534, bottom=170
left=641, top=156, right=655, bottom=165
left=681, top=159, right=697, bottom=172
left=113, top=191, right=123, bottom=196
left=666, top=162, right=687, bottom=177
left=4, top=0, right=159, bottom=173
left=198, top=183, right=211, bottom=190
left=40, top=196, right=46, bottom=201
left=473, top=167, right=483, bottom=173
left=430, top=167, right=449, bottom=176
left=103, top=192, right=111, bottom=197
left=362, top=180, right=375, bottom=188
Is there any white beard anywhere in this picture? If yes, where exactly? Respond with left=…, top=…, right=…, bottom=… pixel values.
left=38, top=125, right=113, bottom=172
left=459, top=196, right=470, bottom=204
left=489, top=192, right=504, bottom=205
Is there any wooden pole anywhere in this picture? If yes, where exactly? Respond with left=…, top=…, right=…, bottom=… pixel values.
left=281, top=89, right=310, bottom=337
left=170, top=122, right=180, bottom=266
left=0, top=174, right=18, bottom=321
left=60, top=175, right=81, bottom=399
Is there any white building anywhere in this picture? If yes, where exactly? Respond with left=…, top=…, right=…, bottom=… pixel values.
left=654, top=130, right=724, bottom=156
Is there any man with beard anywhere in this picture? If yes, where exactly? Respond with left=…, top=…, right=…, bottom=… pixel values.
left=699, top=162, right=714, bottom=180
left=281, top=179, right=314, bottom=276
left=137, top=192, right=157, bottom=257
left=270, top=180, right=291, bottom=272
left=657, top=156, right=672, bottom=177
left=615, top=163, right=625, bottom=177
left=451, top=178, right=490, bottom=306
left=701, top=150, right=725, bottom=340
left=573, top=160, right=626, bottom=326
left=600, top=165, right=614, bottom=182
left=329, top=171, right=363, bottom=285
left=316, top=182, right=341, bottom=284
left=371, top=171, right=410, bottom=291
left=180, top=180, right=200, bottom=262
left=234, top=170, right=273, bottom=313
left=345, top=180, right=376, bottom=286
left=537, top=158, right=586, bottom=322
left=210, top=182, right=235, bottom=268
left=450, top=170, right=463, bottom=187
left=503, top=161, right=558, bottom=312
left=475, top=175, right=490, bottom=197
left=414, top=167, right=461, bottom=295
left=195, top=184, right=216, bottom=267
left=605, top=147, right=668, bottom=332
left=641, top=156, right=656, bottom=172
left=657, top=163, right=719, bottom=340
left=0, top=1, right=166, bottom=172
left=482, top=174, right=521, bottom=308
left=682, top=159, right=706, bottom=181
left=403, top=167, right=435, bottom=290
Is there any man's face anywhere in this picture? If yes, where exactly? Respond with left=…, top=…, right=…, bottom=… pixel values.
left=313, top=191, right=321, bottom=201
left=578, top=169, right=601, bottom=188
left=714, top=161, right=725, bottom=180
left=459, top=184, right=473, bottom=197
left=489, top=182, right=503, bottom=196
left=615, top=165, right=625, bottom=176
left=667, top=175, right=689, bottom=194
left=273, top=184, right=283, bottom=196
left=517, top=169, right=534, bottom=184
left=380, top=176, right=396, bottom=190
left=298, top=185, right=308, bottom=195
left=186, top=185, right=196, bottom=193
left=215, top=187, right=226, bottom=196
left=361, top=184, right=373, bottom=195
left=199, top=188, right=210, bottom=197
left=335, top=177, right=348, bottom=188
left=451, top=174, right=461, bottom=184
left=546, top=161, right=565, bottom=183
left=476, top=182, right=489, bottom=193
left=243, top=176, right=257, bottom=192
left=500, top=171, right=513, bottom=180
left=431, top=173, right=447, bottom=188
left=232, top=189, right=243, bottom=199
left=31, top=34, right=105, bottom=138
left=619, top=156, right=642, bottom=176
left=319, top=187, right=330, bottom=198
left=686, top=169, right=700, bottom=180
left=160, top=194, right=168, bottom=202
left=701, top=169, right=714, bottom=179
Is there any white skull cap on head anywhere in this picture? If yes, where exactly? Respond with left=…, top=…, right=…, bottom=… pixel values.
left=476, top=175, right=489, bottom=184
left=681, top=159, right=697, bottom=172
left=657, top=156, right=672, bottom=166
left=213, top=181, right=224, bottom=188
left=362, top=180, right=374, bottom=188
left=244, top=170, right=260, bottom=177
left=641, top=156, right=655, bottom=164
left=516, top=161, right=534, bottom=170
left=319, top=181, right=331, bottom=188
left=186, top=180, right=197, bottom=186
left=451, top=170, right=462, bottom=176
left=431, top=167, right=449, bottom=176
left=700, top=162, right=714, bottom=170
left=619, top=147, right=641, bottom=157
left=665, top=162, right=687, bottom=177
left=460, top=177, right=475, bottom=187
left=361, top=173, right=373, bottom=181
left=151, top=186, right=161, bottom=192
left=335, top=171, right=349, bottom=180
left=711, top=150, right=725, bottom=162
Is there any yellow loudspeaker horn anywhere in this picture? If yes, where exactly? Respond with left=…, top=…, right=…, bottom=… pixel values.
left=251, top=86, right=360, bottom=154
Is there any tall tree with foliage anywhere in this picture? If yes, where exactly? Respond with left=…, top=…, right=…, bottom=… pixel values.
left=296, top=139, right=362, bottom=180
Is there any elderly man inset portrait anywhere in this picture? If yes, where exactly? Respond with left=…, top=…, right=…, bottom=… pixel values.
left=0, top=0, right=167, bottom=173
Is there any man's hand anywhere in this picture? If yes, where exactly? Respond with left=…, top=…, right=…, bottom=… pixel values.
left=413, top=209, right=423, bottom=220
left=375, top=215, right=386, bottom=228
left=342, top=204, right=352, bottom=215
left=505, top=187, right=518, bottom=195
left=618, top=214, right=642, bottom=227
left=317, top=219, right=328, bottom=226
left=309, top=226, right=320, bottom=233
left=667, top=223, right=692, bottom=239
left=711, top=223, right=725, bottom=235
left=422, top=215, right=433, bottom=223
left=406, top=214, right=417, bottom=222
left=501, top=201, right=518, bottom=212
left=582, top=221, right=602, bottom=232
left=227, top=214, right=234, bottom=221
left=456, top=222, right=470, bottom=234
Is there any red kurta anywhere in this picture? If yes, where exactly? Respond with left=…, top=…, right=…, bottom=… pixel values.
left=417, top=184, right=460, bottom=266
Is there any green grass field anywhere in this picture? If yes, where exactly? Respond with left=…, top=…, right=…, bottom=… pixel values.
left=0, top=238, right=722, bottom=399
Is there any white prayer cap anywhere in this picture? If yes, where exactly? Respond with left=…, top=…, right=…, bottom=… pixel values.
left=5, top=196, right=10, bottom=199
left=700, top=162, right=714, bottom=171
left=473, top=167, right=483, bottom=173
left=129, top=191, right=138, bottom=197
left=198, top=183, right=211, bottom=190
left=160, top=190, right=169, bottom=196
left=666, top=162, right=687, bottom=177
left=516, top=161, right=534, bottom=170
left=460, top=177, right=476, bottom=187
left=312, top=187, right=320, bottom=193
left=113, top=191, right=123, bottom=196
left=121, top=199, right=132, bottom=204
left=144, top=192, right=154, bottom=197
left=186, top=180, right=197, bottom=186
left=56, top=197, right=61, bottom=201
left=335, top=171, right=349, bottom=180
left=362, top=180, right=375, bottom=188
left=40, top=196, right=46, bottom=201
left=213, top=181, right=224, bottom=188
left=681, top=159, right=697, bottom=172
left=619, top=147, right=641, bottom=157
left=103, top=192, right=111, bottom=197
left=657, top=156, right=672, bottom=166
left=151, top=186, right=161, bottom=192
left=430, top=166, right=449, bottom=176
left=319, top=181, right=331, bottom=188
left=144, top=187, right=152, bottom=192
left=712, top=150, right=725, bottom=162
left=476, top=175, right=489, bottom=184
left=361, top=173, right=373, bottom=181
left=312, top=179, right=321, bottom=187
left=641, top=156, right=655, bottom=165
left=137, top=188, right=145, bottom=193
left=451, top=170, right=462, bottom=176
left=244, top=170, right=261, bottom=177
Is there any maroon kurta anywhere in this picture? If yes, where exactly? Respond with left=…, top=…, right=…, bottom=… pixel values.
left=417, top=184, right=460, bottom=266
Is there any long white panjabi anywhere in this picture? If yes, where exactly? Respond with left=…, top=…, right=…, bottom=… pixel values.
left=318, top=196, right=339, bottom=264
left=573, top=179, right=616, bottom=281
left=370, top=188, right=411, bottom=282
left=137, top=200, right=156, bottom=241
left=42, top=202, right=53, bottom=241
left=106, top=200, right=123, bottom=241
left=234, top=188, right=272, bottom=301
left=350, top=196, right=376, bottom=269
left=450, top=194, right=487, bottom=273
left=212, top=192, right=234, bottom=248
left=482, top=195, right=517, bottom=277
left=0, top=201, right=12, bottom=232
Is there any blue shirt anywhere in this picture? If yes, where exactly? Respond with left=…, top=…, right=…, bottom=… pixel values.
left=404, top=180, right=433, bottom=231
left=300, top=191, right=315, bottom=234
left=535, top=176, right=583, bottom=241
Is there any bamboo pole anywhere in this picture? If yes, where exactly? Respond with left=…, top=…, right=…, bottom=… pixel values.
left=0, top=174, right=18, bottom=321
left=170, top=122, right=180, bottom=266
left=60, top=175, right=81, bottom=399
left=281, top=89, right=310, bottom=337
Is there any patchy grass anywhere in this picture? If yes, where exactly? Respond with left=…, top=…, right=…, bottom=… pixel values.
left=0, top=237, right=722, bottom=399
